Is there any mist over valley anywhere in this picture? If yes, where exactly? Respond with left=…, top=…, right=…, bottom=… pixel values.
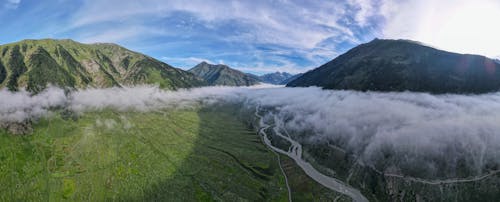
left=2, top=1, right=500, bottom=200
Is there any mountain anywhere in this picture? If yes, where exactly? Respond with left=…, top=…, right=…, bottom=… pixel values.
left=288, top=39, right=500, bottom=94
left=0, top=39, right=205, bottom=93
left=245, top=72, right=301, bottom=85
left=258, top=72, right=294, bottom=85
left=495, top=59, right=500, bottom=64
left=279, top=73, right=302, bottom=85
left=246, top=73, right=261, bottom=81
left=189, top=62, right=260, bottom=86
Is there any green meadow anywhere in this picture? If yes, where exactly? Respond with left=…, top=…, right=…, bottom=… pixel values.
left=0, top=104, right=343, bottom=201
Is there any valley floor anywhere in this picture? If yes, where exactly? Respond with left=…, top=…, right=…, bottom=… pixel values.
left=0, top=104, right=345, bottom=201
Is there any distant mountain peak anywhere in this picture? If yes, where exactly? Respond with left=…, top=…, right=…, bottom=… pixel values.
left=258, top=71, right=296, bottom=85
left=189, top=62, right=259, bottom=86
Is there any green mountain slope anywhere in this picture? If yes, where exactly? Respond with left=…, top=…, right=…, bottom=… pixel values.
left=0, top=39, right=205, bottom=92
left=288, top=39, right=500, bottom=94
left=245, top=73, right=261, bottom=82
left=189, top=62, right=259, bottom=86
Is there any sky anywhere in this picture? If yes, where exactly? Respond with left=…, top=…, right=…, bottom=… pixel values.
left=1, top=0, right=499, bottom=75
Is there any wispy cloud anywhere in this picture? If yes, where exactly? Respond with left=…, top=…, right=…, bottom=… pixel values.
left=4, top=0, right=21, bottom=9
left=77, top=25, right=172, bottom=43
left=69, top=0, right=363, bottom=49
left=61, top=0, right=376, bottom=73
left=348, top=0, right=376, bottom=27
left=6, top=0, right=497, bottom=75
left=0, top=0, right=380, bottom=74
left=379, top=0, right=500, bottom=57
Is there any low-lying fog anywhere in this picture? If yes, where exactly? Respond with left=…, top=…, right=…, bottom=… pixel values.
left=2, top=85, right=500, bottom=178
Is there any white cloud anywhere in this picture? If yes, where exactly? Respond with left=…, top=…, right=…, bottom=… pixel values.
left=228, top=51, right=316, bottom=75
left=63, top=0, right=500, bottom=73
left=245, top=87, right=500, bottom=178
left=69, top=0, right=361, bottom=50
left=4, top=0, right=21, bottom=9
left=379, top=0, right=500, bottom=57
left=162, top=53, right=314, bottom=74
left=79, top=28, right=143, bottom=44
left=77, top=25, right=172, bottom=44
left=3, top=85, right=500, bottom=179
left=348, top=0, right=375, bottom=26
left=56, top=0, right=378, bottom=74
left=0, top=87, right=66, bottom=122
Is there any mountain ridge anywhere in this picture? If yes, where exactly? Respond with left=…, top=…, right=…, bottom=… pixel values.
left=258, top=72, right=294, bottom=85
left=189, top=62, right=260, bottom=86
left=0, top=39, right=205, bottom=93
left=288, top=39, right=500, bottom=94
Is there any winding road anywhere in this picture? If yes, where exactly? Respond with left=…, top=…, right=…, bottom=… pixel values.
left=380, top=169, right=500, bottom=185
left=254, top=106, right=369, bottom=202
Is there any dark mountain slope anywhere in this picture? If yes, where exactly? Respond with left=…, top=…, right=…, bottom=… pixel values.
left=0, top=39, right=205, bottom=92
left=189, top=62, right=259, bottom=86
left=288, top=39, right=500, bottom=94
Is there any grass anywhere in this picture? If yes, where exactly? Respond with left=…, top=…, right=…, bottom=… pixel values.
left=0, top=104, right=345, bottom=201
left=0, top=105, right=290, bottom=201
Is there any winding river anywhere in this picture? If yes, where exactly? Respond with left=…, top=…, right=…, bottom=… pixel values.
left=254, top=106, right=369, bottom=202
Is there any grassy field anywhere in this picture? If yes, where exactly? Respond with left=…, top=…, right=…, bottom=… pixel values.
left=0, top=104, right=345, bottom=201
left=0, top=105, right=285, bottom=201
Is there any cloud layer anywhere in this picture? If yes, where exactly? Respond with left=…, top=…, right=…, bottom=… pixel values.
left=245, top=87, right=500, bottom=178
left=2, top=86, right=500, bottom=179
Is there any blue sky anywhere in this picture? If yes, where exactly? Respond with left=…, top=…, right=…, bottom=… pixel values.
left=1, top=0, right=499, bottom=75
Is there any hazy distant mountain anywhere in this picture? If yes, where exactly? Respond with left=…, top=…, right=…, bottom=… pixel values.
left=189, top=62, right=260, bottom=86
left=279, top=73, right=302, bottom=85
left=0, top=39, right=204, bottom=93
left=258, top=72, right=294, bottom=85
left=495, top=59, right=500, bottom=64
left=288, top=39, right=500, bottom=94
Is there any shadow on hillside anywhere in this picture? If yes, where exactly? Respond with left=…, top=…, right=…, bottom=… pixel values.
left=126, top=104, right=287, bottom=201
